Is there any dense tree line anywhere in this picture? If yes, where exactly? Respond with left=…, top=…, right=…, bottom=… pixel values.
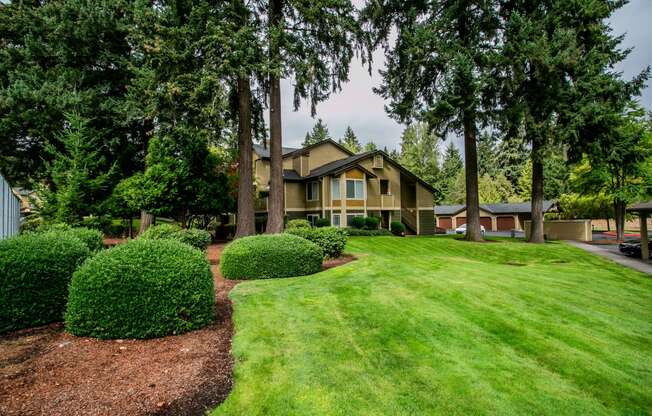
left=0, top=0, right=649, bottom=242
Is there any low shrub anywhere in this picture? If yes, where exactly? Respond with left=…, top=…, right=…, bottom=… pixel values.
left=287, top=219, right=311, bottom=229
left=82, top=216, right=112, bottom=232
left=315, top=218, right=331, bottom=228
left=390, top=221, right=406, bottom=236
left=346, top=228, right=393, bottom=236
left=140, top=224, right=211, bottom=251
left=364, top=216, right=381, bottom=230
left=0, top=233, right=91, bottom=334
left=58, top=227, right=105, bottom=252
left=220, top=234, right=323, bottom=279
left=350, top=216, right=366, bottom=229
left=66, top=239, right=214, bottom=339
left=285, top=226, right=348, bottom=258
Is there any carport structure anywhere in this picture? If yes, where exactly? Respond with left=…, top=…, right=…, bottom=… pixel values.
left=627, top=201, right=651, bottom=261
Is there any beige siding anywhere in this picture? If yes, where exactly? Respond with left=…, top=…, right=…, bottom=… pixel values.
left=306, top=142, right=351, bottom=171
left=285, top=182, right=305, bottom=210
left=357, top=156, right=402, bottom=210
left=416, top=183, right=434, bottom=208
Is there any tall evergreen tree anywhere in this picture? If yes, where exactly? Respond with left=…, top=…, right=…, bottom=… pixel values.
left=399, top=122, right=440, bottom=189
left=302, top=118, right=331, bottom=146
left=363, top=141, right=378, bottom=152
left=262, top=0, right=361, bottom=234
left=363, top=0, right=501, bottom=241
left=439, top=143, right=464, bottom=204
left=339, top=126, right=362, bottom=153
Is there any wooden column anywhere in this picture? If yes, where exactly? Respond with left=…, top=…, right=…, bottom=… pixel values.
left=641, top=212, right=649, bottom=261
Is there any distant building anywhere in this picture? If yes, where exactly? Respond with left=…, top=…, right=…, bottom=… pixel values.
left=435, top=201, right=556, bottom=231
left=0, top=174, right=21, bottom=239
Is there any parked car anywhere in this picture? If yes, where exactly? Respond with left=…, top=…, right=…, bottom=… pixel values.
left=618, top=240, right=652, bottom=259
left=455, top=223, right=485, bottom=235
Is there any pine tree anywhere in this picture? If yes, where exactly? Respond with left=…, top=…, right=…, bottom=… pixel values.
left=399, top=122, right=440, bottom=189
left=339, top=126, right=362, bottom=153
left=439, top=143, right=464, bottom=204
left=362, top=0, right=501, bottom=241
left=302, top=119, right=331, bottom=147
left=364, top=142, right=378, bottom=152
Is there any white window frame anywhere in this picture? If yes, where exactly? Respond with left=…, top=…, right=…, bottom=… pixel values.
left=307, top=214, right=320, bottom=226
left=346, top=214, right=364, bottom=227
left=332, top=213, right=341, bottom=228
left=346, top=179, right=364, bottom=200
left=331, top=177, right=341, bottom=200
left=306, top=181, right=319, bottom=201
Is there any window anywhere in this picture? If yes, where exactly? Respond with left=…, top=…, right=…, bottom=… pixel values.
left=346, top=179, right=364, bottom=199
left=307, top=214, right=320, bottom=226
left=332, top=214, right=341, bottom=227
left=306, top=181, right=319, bottom=201
left=380, top=179, right=390, bottom=195
left=346, top=214, right=364, bottom=226
left=331, top=178, right=340, bottom=199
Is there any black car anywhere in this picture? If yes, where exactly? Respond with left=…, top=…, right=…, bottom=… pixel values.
left=618, top=240, right=652, bottom=259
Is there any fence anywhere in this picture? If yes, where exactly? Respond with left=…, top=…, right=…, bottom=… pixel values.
left=0, top=174, right=21, bottom=239
left=524, top=219, right=592, bottom=242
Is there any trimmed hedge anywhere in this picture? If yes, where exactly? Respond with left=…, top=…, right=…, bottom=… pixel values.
left=350, top=216, right=366, bottom=229
left=220, top=234, right=323, bottom=280
left=66, top=239, right=214, bottom=339
left=58, top=227, right=104, bottom=252
left=285, top=226, right=348, bottom=258
left=0, top=233, right=91, bottom=334
left=140, top=224, right=212, bottom=251
left=287, top=219, right=311, bottom=229
left=346, top=228, right=393, bottom=236
left=364, top=216, right=381, bottom=230
left=391, top=221, right=406, bottom=235
left=315, top=218, right=331, bottom=228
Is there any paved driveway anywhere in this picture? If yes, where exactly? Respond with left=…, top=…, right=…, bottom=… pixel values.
left=566, top=241, right=652, bottom=276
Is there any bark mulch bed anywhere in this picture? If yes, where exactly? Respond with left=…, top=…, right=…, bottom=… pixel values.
left=0, top=242, right=355, bottom=416
left=0, top=244, right=237, bottom=416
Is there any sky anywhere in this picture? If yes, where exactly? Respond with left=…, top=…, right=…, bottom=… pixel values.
left=277, top=0, right=652, bottom=152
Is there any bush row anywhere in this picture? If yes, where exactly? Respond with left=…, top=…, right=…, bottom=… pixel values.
left=346, top=228, right=393, bottom=236
left=350, top=215, right=381, bottom=230
left=140, top=224, right=212, bottom=251
left=285, top=226, right=348, bottom=258
left=220, top=234, right=323, bottom=280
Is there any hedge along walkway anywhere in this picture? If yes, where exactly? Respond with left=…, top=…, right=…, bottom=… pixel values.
left=213, top=236, right=652, bottom=415
left=0, top=244, right=237, bottom=416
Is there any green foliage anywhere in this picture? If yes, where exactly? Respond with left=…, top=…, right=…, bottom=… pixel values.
left=0, top=233, right=90, bottom=334
left=350, top=216, right=366, bottom=229
left=438, top=143, right=464, bottom=204
left=220, top=235, right=323, bottom=280
left=66, top=239, right=214, bottom=339
left=339, top=126, right=362, bottom=153
left=400, top=122, right=440, bottom=190
left=364, top=216, right=381, bottom=230
left=346, top=228, right=392, bottom=237
left=56, top=227, right=105, bottom=253
left=140, top=224, right=211, bottom=251
left=363, top=142, right=378, bottom=152
left=287, top=219, right=312, bottom=229
left=285, top=227, right=348, bottom=259
left=390, top=221, right=406, bottom=236
left=315, top=218, right=331, bottom=228
left=302, top=119, right=331, bottom=147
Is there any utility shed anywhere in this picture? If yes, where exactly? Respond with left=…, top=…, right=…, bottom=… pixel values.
left=0, top=173, right=21, bottom=240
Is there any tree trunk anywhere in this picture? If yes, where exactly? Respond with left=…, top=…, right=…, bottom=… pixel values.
left=127, top=217, right=133, bottom=239
left=463, top=115, right=482, bottom=241
left=614, top=200, right=625, bottom=241
left=139, top=211, right=154, bottom=235
left=234, top=75, right=255, bottom=239
left=265, top=0, right=285, bottom=234
left=529, top=146, right=545, bottom=243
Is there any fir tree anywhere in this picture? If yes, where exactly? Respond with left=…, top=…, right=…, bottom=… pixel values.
left=339, top=126, right=362, bottom=153
left=302, top=119, right=331, bottom=147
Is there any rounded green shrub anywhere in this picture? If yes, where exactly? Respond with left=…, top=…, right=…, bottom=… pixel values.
left=390, top=221, right=406, bottom=235
left=57, top=227, right=104, bottom=252
left=364, top=216, right=381, bottom=230
left=346, top=228, right=392, bottom=236
left=66, top=239, right=214, bottom=339
left=0, top=233, right=91, bottom=334
left=285, top=226, right=348, bottom=258
left=286, top=219, right=311, bottom=229
left=350, top=216, right=366, bottom=229
left=220, top=234, right=323, bottom=280
left=140, top=224, right=211, bottom=251
left=315, top=218, right=331, bottom=228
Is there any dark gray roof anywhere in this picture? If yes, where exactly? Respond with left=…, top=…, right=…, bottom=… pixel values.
left=303, top=151, right=376, bottom=180
left=435, top=201, right=555, bottom=216
left=253, top=144, right=298, bottom=159
left=283, top=169, right=302, bottom=181
left=628, top=201, right=652, bottom=212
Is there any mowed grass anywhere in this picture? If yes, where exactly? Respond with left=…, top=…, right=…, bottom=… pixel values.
left=213, top=236, right=652, bottom=415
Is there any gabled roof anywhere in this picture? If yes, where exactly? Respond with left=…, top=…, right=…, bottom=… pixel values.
left=435, top=201, right=555, bottom=216
left=252, top=144, right=298, bottom=159
left=627, top=201, right=652, bottom=212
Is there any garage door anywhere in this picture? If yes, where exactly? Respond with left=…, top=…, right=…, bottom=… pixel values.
left=438, top=217, right=452, bottom=229
left=456, top=217, right=466, bottom=226
left=497, top=216, right=515, bottom=231
left=480, top=217, right=492, bottom=230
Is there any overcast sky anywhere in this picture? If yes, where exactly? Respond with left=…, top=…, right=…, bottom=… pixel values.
left=278, top=0, right=652, bottom=151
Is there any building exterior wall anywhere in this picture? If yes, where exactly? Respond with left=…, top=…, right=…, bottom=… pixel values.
left=524, top=220, right=592, bottom=242
left=1, top=174, right=20, bottom=240
left=304, top=142, right=351, bottom=171
left=419, top=210, right=436, bottom=235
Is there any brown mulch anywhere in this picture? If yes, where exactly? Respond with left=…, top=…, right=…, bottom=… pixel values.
left=323, top=254, right=357, bottom=270
left=0, top=244, right=237, bottom=416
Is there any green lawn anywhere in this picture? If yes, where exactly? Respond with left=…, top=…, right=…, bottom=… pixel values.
left=213, top=236, right=652, bottom=415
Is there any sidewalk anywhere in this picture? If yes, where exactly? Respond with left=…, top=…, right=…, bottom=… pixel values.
left=566, top=241, right=652, bottom=276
